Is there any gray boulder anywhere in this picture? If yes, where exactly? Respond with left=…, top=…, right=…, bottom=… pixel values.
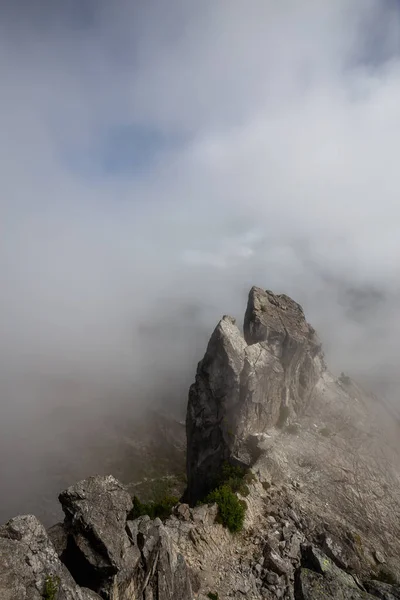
left=59, top=475, right=140, bottom=598
left=296, top=568, right=374, bottom=599
left=301, top=544, right=359, bottom=589
left=320, top=532, right=361, bottom=572
left=0, top=514, right=100, bottom=600
left=295, top=545, right=400, bottom=600
left=364, top=580, right=400, bottom=600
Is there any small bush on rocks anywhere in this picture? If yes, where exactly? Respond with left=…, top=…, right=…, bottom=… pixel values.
left=130, top=494, right=178, bottom=521
left=198, top=461, right=254, bottom=532
left=214, top=462, right=251, bottom=497
left=204, top=484, right=246, bottom=533
left=43, top=575, right=60, bottom=600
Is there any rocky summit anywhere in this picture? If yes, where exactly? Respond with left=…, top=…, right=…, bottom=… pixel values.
left=186, top=287, right=325, bottom=504
left=2, top=286, right=400, bottom=600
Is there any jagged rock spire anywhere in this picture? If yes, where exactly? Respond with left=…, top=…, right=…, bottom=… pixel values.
left=186, top=287, right=325, bottom=505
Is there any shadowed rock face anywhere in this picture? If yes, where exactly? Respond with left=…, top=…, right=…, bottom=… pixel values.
left=58, top=475, right=139, bottom=597
left=186, top=287, right=325, bottom=505
left=186, top=315, right=247, bottom=503
left=0, top=515, right=101, bottom=600
left=56, top=475, right=192, bottom=600
left=0, top=475, right=192, bottom=600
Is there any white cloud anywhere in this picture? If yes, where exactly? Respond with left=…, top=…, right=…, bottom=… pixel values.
left=1, top=0, right=399, bottom=381
left=1, top=0, right=400, bottom=520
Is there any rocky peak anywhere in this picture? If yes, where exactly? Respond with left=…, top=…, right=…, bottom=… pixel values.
left=186, top=287, right=325, bottom=505
left=244, top=287, right=320, bottom=355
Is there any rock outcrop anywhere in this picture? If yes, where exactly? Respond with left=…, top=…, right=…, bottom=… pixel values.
left=182, top=287, right=400, bottom=598
left=162, top=473, right=400, bottom=600
left=244, top=288, right=324, bottom=414
left=57, top=475, right=193, bottom=600
left=0, top=514, right=101, bottom=600
left=1, top=475, right=192, bottom=600
left=57, top=475, right=140, bottom=597
left=186, top=287, right=325, bottom=504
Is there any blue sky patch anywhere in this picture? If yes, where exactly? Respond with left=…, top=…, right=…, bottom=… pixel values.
left=64, top=124, right=186, bottom=179
left=353, top=0, right=400, bottom=69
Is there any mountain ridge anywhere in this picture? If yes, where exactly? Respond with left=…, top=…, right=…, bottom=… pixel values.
left=2, top=286, right=400, bottom=600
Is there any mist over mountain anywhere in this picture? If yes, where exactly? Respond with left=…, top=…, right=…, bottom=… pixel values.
left=1, top=0, right=400, bottom=524
left=3, top=286, right=400, bottom=600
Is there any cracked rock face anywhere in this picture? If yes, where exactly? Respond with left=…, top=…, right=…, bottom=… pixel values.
left=1, top=476, right=192, bottom=600
left=57, top=475, right=193, bottom=600
left=59, top=475, right=140, bottom=598
left=186, top=287, right=325, bottom=504
left=0, top=514, right=101, bottom=600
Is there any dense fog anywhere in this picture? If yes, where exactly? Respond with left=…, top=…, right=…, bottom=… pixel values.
left=1, top=0, right=400, bottom=524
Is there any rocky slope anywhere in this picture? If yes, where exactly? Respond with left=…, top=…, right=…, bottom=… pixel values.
left=2, top=286, right=400, bottom=600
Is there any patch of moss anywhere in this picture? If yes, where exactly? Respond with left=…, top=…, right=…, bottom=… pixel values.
left=43, top=575, right=60, bottom=600
left=352, top=532, right=362, bottom=550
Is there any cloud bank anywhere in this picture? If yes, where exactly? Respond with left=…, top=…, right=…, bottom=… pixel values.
left=1, top=0, right=400, bottom=521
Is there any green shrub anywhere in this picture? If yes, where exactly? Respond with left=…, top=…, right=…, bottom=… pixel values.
left=130, top=494, right=178, bottom=521
left=198, top=461, right=254, bottom=532
left=220, top=462, right=246, bottom=482
left=214, top=462, right=250, bottom=496
left=43, top=575, right=60, bottom=600
left=207, top=593, right=219, bottom=600
left=204, top=484, right=246, bottom=533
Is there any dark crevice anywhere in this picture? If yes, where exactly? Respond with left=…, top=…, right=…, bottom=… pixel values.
left=293, top=567, right=305, bottom=600
left=60, top=535, right=112, bottom=597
